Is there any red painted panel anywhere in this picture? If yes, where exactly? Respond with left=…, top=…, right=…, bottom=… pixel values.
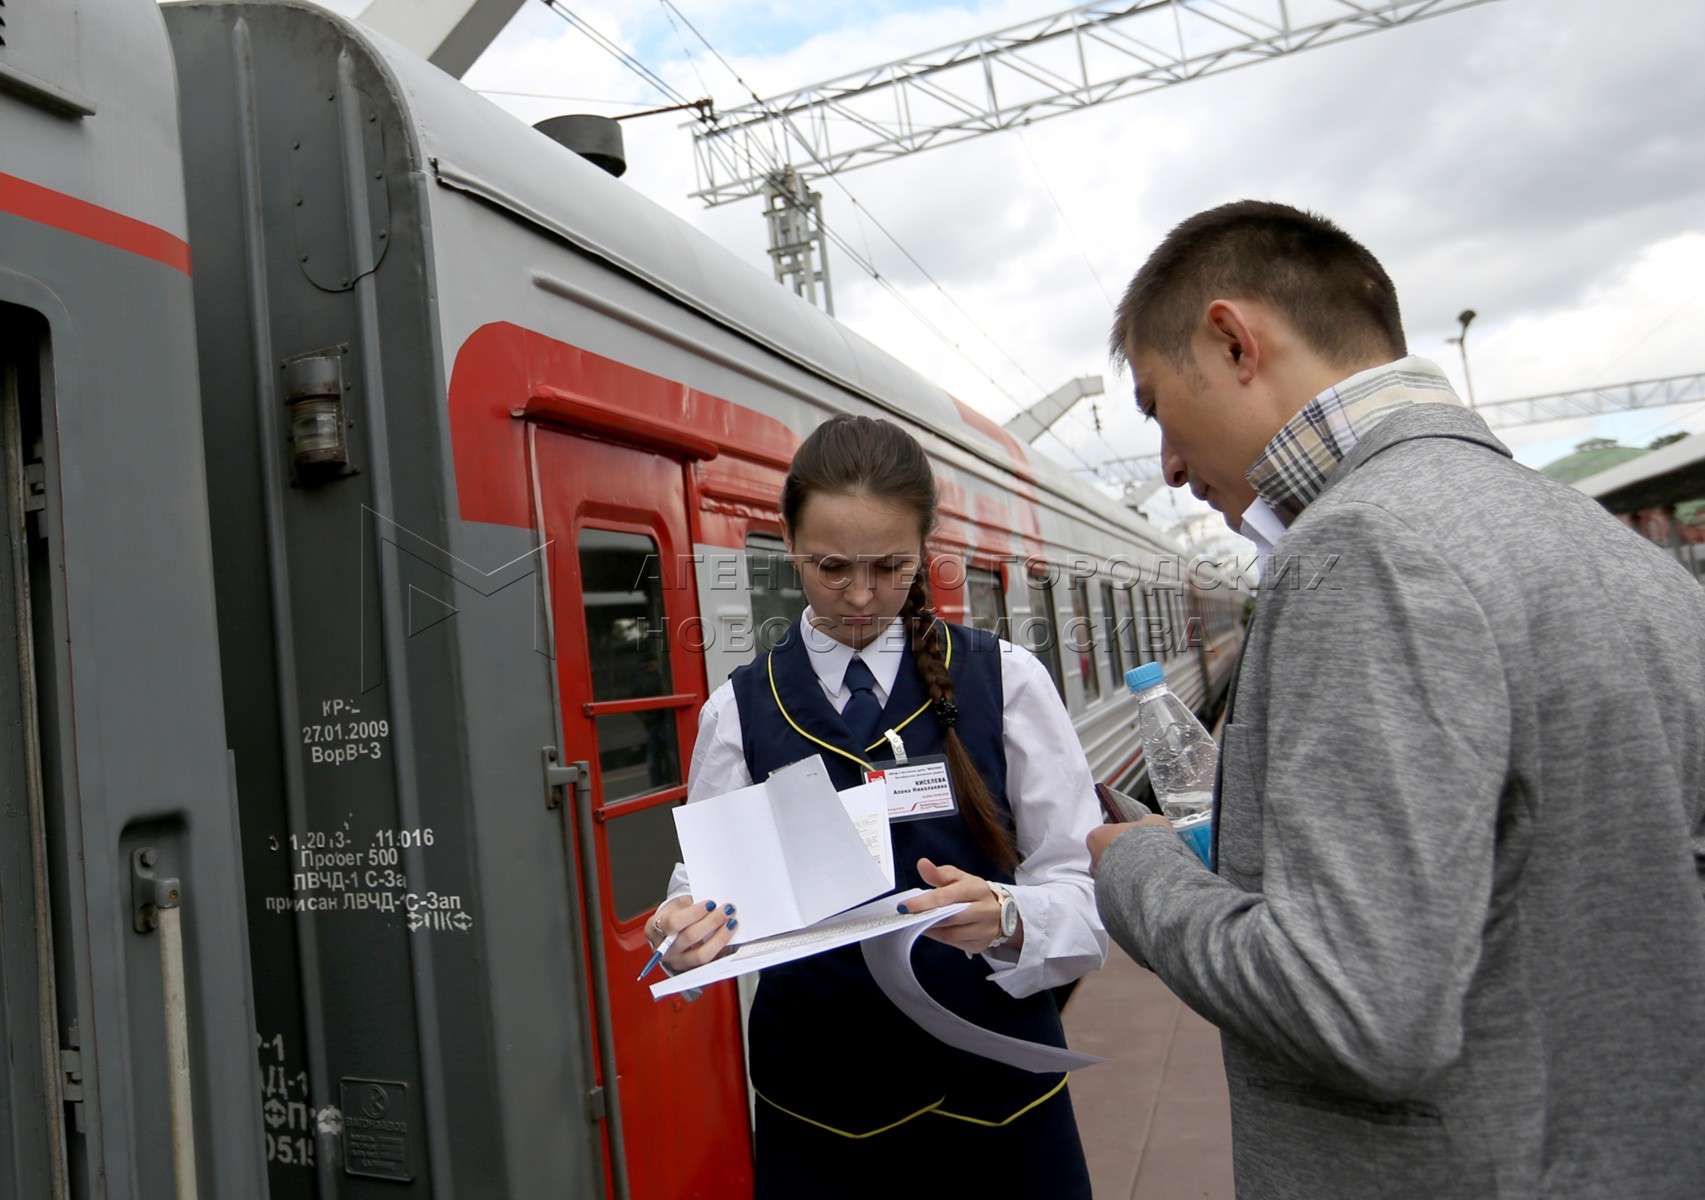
left=448, top=322, right=797, bottom=532
left=949, top=396, right=1046, bottom=562
left=0, top=171, right=192, bottom=274
left=533, top=430, right=753, bottom=1200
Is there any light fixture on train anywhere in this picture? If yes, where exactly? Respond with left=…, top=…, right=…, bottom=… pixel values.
left=283, top=352, right=350, bottom=481
left=533, top=114, right=627, bottom=178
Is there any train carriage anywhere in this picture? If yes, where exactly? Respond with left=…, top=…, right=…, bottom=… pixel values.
left=0, top=1, right=267, bottom=1195
left=4, top=1, right=1239, bottom=1195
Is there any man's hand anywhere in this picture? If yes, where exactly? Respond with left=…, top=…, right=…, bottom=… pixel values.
left=1087, top=816, right=1173, bottom=875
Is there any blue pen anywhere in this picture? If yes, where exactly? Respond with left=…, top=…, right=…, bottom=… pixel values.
left=636, top=931, right=679, bottom=982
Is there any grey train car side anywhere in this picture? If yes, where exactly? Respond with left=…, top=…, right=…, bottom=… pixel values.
left=4, top=0, right=1240, bottom=1195
left=0, top=0, right=266, bottom=1196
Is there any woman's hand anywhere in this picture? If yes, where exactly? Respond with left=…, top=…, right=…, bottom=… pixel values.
left=648, top=896, right=739, bottom=973
left=898, top=858, right=1022, bottom=955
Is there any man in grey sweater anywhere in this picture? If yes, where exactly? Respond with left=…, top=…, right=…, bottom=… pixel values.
left=1089, top=200, right=1705, bottom=1199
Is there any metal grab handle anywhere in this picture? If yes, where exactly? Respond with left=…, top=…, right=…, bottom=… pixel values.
left=133, top=849, right=198, bottom=1200
left=158, top=905, right=199, bottom=1200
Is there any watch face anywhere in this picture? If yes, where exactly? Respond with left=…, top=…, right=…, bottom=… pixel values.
left=1000, top=900, right=1018, bottom=937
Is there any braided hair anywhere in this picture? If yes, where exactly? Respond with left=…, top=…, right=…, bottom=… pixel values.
left=782, top=415, right=1018, bottom=874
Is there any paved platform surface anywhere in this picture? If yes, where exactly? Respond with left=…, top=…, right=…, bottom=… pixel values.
left=1063, top=951, right=1236, bottom=1199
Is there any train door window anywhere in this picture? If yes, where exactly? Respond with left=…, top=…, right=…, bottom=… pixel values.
left=747, top=533, right=805, bottom=651
left=965, top=563, right=1006, bottom=635
left=1101, top=581, right=1124, bottom=681
left=604, top=802, right=686, bottom=920
left=1025, top=569, right=1065, bottom=699
left=579, top=529, right=681, bottom=803
left=1070, top=579, right=1100, bottom=701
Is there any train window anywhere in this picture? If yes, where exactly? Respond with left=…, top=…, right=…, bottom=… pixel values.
left=1132, top=587, right=1149, bottom=665
left=747, top=533, right=806, bottom=651
left=1117, top=587, right=1140, bottom=669
left=965, top=564, right=1006, bottom=635
left=1025, top=570, right=1066, bottom=699
left=605, top=799, right=685, bottom=921
left=1101, top=581, right=1124, bottom=681
left=1143, top=587, right=1169, bottom=661
left=578, top=529, right=681, bottom=802
left=1070, top=579, right=1100, bottom=701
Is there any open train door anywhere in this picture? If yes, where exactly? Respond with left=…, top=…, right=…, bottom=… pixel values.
left=529, top=424, right=755, bottom=1198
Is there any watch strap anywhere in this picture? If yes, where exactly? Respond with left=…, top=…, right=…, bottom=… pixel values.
left=985, top=881, right=1018, bottom=950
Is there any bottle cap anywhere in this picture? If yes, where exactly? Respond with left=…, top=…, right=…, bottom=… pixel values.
left=1125, top=663, right=1165, bottom=693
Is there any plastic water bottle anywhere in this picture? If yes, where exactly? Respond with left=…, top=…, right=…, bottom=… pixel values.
left=1125, top=663, right=1216, bottom=868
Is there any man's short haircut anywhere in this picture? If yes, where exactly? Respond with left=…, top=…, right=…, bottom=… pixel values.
left=1110, top=200, right=1406, bottom=372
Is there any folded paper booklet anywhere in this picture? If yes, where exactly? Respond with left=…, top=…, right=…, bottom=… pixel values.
left=661, top=754, right=1106, bottom=1074
left=650, top=888, right=1106, bottom=1075
left=649, top=891, right=966, bottom=998
left=671, top=754, right=893, bottom=945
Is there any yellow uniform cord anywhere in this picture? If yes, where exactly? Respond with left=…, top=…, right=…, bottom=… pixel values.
left=765, top=621, right=953, bottom=769
left=758, top=625, right=1064, bottom=1142
left=755, top=1074, right=1070, bottom=1138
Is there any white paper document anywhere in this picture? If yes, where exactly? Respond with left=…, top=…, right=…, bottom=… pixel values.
left=649, top=893, right=967, bottom=999
left=672, top=755, right=892, bottom=944
left=860, top=918, right=1106, bottom=1074
left=649, top=883, right=1103, bottom=1075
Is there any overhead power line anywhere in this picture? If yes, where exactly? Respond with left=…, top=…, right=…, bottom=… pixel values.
left=690, top=0, right=1501, bottom=205
left=649, top=1, right=1113, bottom=471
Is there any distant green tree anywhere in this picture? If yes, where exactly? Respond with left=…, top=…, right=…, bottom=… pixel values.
left=1648, top=432, right=1689, bottom=450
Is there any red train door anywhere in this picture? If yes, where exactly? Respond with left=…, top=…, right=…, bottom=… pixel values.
left=531, top=426, right=754, bottom=1198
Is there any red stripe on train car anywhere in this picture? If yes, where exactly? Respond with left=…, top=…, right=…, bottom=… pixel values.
left=0, top=172, right=192, bottom=275
left=948, top=396, right=1047, bottom=562
left=448, top=322, right=799, bottom=530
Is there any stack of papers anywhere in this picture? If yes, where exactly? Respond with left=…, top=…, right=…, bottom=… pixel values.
left=672, top=755, right=892, bottom=944
left=648, top=891, right=963, bottom=997
left=659, top=754, right=1107, bottom=1075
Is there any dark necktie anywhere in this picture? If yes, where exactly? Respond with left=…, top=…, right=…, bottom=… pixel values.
left=842, top=657, right=882, bottom=749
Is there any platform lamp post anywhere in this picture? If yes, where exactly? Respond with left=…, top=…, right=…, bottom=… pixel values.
left=1446, top=308, right=1477, bottom=407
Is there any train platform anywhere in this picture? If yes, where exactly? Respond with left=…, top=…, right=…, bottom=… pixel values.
left=1063, top=951, right=1236, bottom=1199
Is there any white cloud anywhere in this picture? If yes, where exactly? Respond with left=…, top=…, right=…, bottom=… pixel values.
left=283, top=0, right=1705, bottom=513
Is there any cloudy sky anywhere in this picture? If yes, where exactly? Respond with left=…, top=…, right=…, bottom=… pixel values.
left=319, top=0, right=1705, bottom=541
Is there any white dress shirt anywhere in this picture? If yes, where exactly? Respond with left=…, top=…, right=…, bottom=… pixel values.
left=1237, top=496, right=1289, bottom=581
left=666, top=610, right=1108, bottom=998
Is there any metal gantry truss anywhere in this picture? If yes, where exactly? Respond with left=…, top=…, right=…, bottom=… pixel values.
left=1090, top=371, right=1705, bottom=481
left=1471, top=371, right=1705, bottom=430
left=690, top=0, right=1501, bottom=205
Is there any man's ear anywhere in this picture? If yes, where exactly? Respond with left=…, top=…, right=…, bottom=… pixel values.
left=1204, top=299, right=1260, bottom=384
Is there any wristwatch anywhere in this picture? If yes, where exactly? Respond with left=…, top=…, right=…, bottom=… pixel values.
left=985, top=881, right=1020, bottom=950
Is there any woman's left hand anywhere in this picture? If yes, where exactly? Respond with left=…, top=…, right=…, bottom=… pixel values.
left=899, top=858, right=1022, bottom=954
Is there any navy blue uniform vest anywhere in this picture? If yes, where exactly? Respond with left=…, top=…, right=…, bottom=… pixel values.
left=730, top=620, right=1067, bottom=1132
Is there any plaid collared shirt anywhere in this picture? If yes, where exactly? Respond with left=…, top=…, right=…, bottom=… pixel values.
left=1246, top=356, right=1462, bottom=524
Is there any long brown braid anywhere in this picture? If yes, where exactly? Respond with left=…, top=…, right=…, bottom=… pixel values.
left=783, top=414, right=1018, bottom=875
left=900, top=573, right=1018, bottom=874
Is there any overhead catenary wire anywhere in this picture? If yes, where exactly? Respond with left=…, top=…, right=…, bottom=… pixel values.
left=535, top=2, right=1112, bottom=477
left=1014, top=128, right=1117, bottom=309
left=538, top=0, right=690, bottom=109
left=538, top=2, right=980, bottom=377
left=654, top=1, right=1115, bottom=476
